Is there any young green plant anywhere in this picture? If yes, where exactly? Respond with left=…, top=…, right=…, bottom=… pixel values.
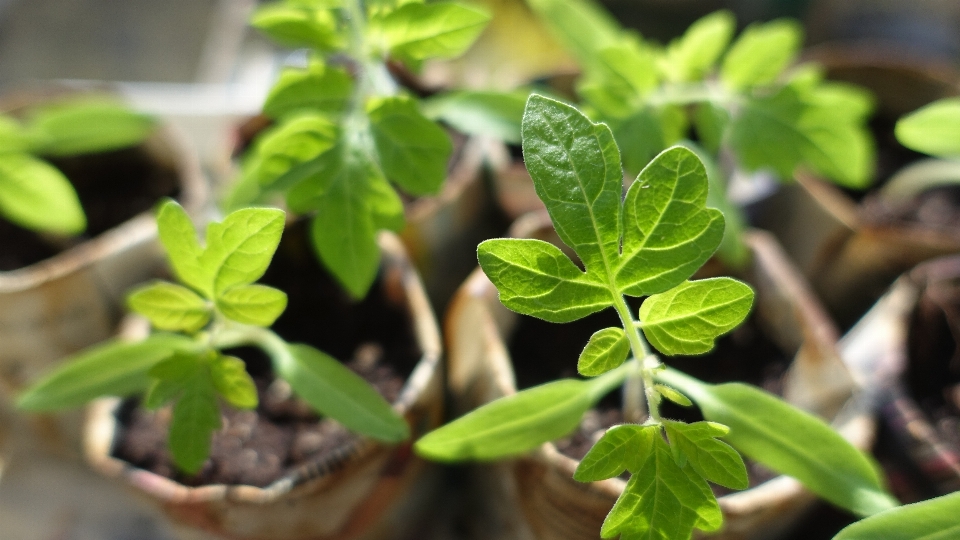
left=528, top=1, right=875, bottom=264
left=0, top=98, right=156, bottom=236
left=229, top=0, right=527, bottom=299
left=415, top=95, right=896, bottom=539
left=17, top=200, right=408, bottom=473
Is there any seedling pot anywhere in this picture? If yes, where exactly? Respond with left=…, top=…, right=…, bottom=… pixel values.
left=84, top=231, right=443, bottom=540
left=0, top=90, right=208, bottom=456
left=444, top=211, right=873, bottom=540
left=758, top=45, right=960, bottom=326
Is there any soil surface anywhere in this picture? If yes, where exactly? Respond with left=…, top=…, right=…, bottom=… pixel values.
left=112, top=219, right=422, bottom=487
left=0, top=145, right=180, bottom=270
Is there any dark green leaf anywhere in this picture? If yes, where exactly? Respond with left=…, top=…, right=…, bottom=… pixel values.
left=477, top=238, right=612, bottom=323
left=262, top=63, right=352, bottom=118
left=274, top=343, right=409, bottom=442
left=421, top=90, right=527, bottom=144
left=127, top=281, right=210, bottom=333
left=368, top=96, right=451, bottom=196
left=720, top=19, right=802, bottom=90
left=216, top=284, right=287, bottom=327
left=169, top=370, right=221, bottom=473
left=657, top=369, right=899, bottom=517
left=617, top=146, right=725, bottom=296
left=250, top=3, right=343, bottom=50
left=895, top=97, right=960, bottom=157
left=574, top=424, right=654, bottom=481
left=521, top=95, right=623, bottom=277
left=210, top=354, right=258, bottom=409
left=832, top=491, right=960, bottom=540
left=578, top=327, right=630, bottom=376
left=378, top=2, right=490, bottom=61
left=157, top=200, right=206, bottom=294
left=639, top=277, right=754, bottom=355
left=17, top=335, right=197, bottom=411
left=200, top=207, right=286, bottom=296
left=663, top=420, right=747, bottom=490
left=0, top=153, right=85, bottom=234
left=27, top=100, right=155, bottom=156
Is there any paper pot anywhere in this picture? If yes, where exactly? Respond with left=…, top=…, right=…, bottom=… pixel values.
left=84, top=231, right=443, bottom=540
left=444, top=211, right=876, bottom=540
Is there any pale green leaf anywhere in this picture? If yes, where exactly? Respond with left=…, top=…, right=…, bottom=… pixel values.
left=0, top=153, right=85, bottom=234
left=16, top=334, right=197, bottom=411
left=574, top=424, right=654, bottom=481
left=27, top=100, right=155, bottom=156
left=617, top=146, right=725, bottom=296
left=244, top=114, right=337, bottom=189
left=262, top=63, right=352, bottom=118
left=521, top=95, right=623, bottom=276
left=273, top=343, right=409, bottom=442
left=477, top=238, right=612, bottom=323
left=200, top=207, right=285, bottom=296
left=0, top=115, right=32, bottom=153
left=663, top=420, right=747, bottom=490
left=720, top=19, right=802, bottom=90
left=657, top=369, right=899, bottom=517
left=250, top=3, right=343, bottom=50
left=421, top=90, right=527, bottom=144
left=379, top=2, right=490, bottom=61
left=169, top=370, right=221, bottom=473
left=895, top=97, right=960, bottom=157
left=601, top=435, right=721, bottom=539
left=578, top=327, right=630, bottom=376
left=525, top=0, right=621, bottom=68
left=655, top=384, right=692, bottom=407
left=210, top=354, right=258, bottom=409
left=832, top=491, right=960, bottom=540
left=662, top=10, right=735, bottom=83
left=367, top=96, right=451, bottom=196
left=639, top=277, right=754, bottom=356
left=128, top=281, right=210, bottom=333
left=216, top=284, right=288, bottom=327
left=156, top=200, right=206, bottom=293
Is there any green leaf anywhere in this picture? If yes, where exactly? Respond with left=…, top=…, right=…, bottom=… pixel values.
left=415, top=370, right=626, bottom=461
left=617, top=146, right=725, bottom=296
left=287, top=140, right=396, bottom=298
left=609, top=105, right=687, bottom=175
left=144, top=378, right=182, bottom=409
left=16, top=334, right=197, bottom=411
left=378, top=2, right=490, bottom=61
left=0, top=115, right=32, bottom=153
left=895, top=97, right=960, bottom=157
left=526, top=0, right=621, bottom=68
left=477, top=238, right=612, bottom=323
left=580, top=40, right=659, bottom=112
left=521, top=95, right=623, bottom=277
left=663, top=420, right=748, bottom=490
left=639, top=277, right=754, bottom=356
left=27, top=100, right=156, bottom=156
left=215, top=284, right=288, bottom=327
left=720, top=19, right=802, bottom=90
left=578, top=327, right=630, bottom=376
left=832, top=491, right=960, bottom=540
left=210, top=354, right=258, bottom=409
left=262, top=63, right=352, bottom=119
left=127, top=281, right=210, bottom=333
left=200, top=207, right=286, bottom=297
left=273, top=343, right=409, bottom=442
left=157, top=200, right=206, bottom=293
left=574, top=424, right=655, bottom=481
left=367, top=96, right=451, bottom=196
left=601, top=435, right=721, bottom=539
left=662, top=10, right=735, bottom=83
left=0, top=153, right=85, bottom=234
left=169, top=369, right=221, bottom=474
left=150, top=350, right=203, bottom=381
left=657, top=369, right=899, bottom=517
left=244, top=114, right=337, bottom=189
left=693, top=102, right=729, bottom=154
left=421, top=90, right=527, bottom=144
left=655, top=384, right=692, bottom=407
left=250, top=3, right=343, bottom=50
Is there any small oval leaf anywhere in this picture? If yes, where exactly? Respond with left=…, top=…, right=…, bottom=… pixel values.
left=0, top=153, right=85, bottom=234
left=895, top=97, right=960, bottom=157
left=210, top=355, right=258, bottom=409
left=128, top=281, right=210, bottom=333
left=216, top=284, right=288, bottom=327
left=578, top=327, right=630, bottom=376
left=574, top=424, right=654, bottom=482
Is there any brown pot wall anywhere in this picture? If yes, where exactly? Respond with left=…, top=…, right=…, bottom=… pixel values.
left=84, top=232, right=444, bottom=540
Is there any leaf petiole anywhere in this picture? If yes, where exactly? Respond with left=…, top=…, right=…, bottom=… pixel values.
left=611, top=290, right=663, bottom=424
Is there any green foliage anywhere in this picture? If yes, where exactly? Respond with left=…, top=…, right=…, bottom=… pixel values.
left=0, top=99, right=155, bottom=236
left=832, top=491, right=960, bottom=540
left=895, top=97, right=960, bottom=157
left=19, top=200, right=409, bottom=474
left=236, top=0, right=507, bottom=299
left=415, top=96, right=894, bottom=539
left=421, top=90, right=528, bottom=144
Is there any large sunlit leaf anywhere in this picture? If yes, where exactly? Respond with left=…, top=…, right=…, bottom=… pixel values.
left=832, top=491, right=960, bottom=540
left=0, top=153, right=85, bottom=234
left=657, top=369, right=899, bottom=517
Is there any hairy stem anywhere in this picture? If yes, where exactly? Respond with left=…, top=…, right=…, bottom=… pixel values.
left=612, top=294, right=662, bottom=424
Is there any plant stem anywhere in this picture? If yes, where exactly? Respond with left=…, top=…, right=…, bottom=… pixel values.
left=611, top=294, right=662, bottom=424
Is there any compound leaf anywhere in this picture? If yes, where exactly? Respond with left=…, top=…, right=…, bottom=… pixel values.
left=895, top=97, right=960, bottom=157
left=128, top=281, right=210, bottom=333
left=720, top=19, right=802, bottom=90
left=578, top=327, right=630, bottom=376
left=200, top=207, right=285, bottom=297
left=617, top=146, right=725, bottom=296
left=379, top=2, right=490, bottom=61
left=367, top=96, right=451, bottom=196
left=216, top=284, right=288, bottom=327
left=664, top=420, right=747, bottom=490
left=574, top=424, right=655, bottom=481
left=0, top=153, right=85, bottom=235
left=210, top=354, right=258, bottom=409
left=639, top=277, right=754, bottom=356
left=832, top=491, right=960, bottom=540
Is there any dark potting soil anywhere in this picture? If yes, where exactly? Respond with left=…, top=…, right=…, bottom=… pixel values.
left=507, top=305, right=789, bottom=493
left=112, top=219, right=422, bottom=487
left=0, top=145, right=180, bottom=271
